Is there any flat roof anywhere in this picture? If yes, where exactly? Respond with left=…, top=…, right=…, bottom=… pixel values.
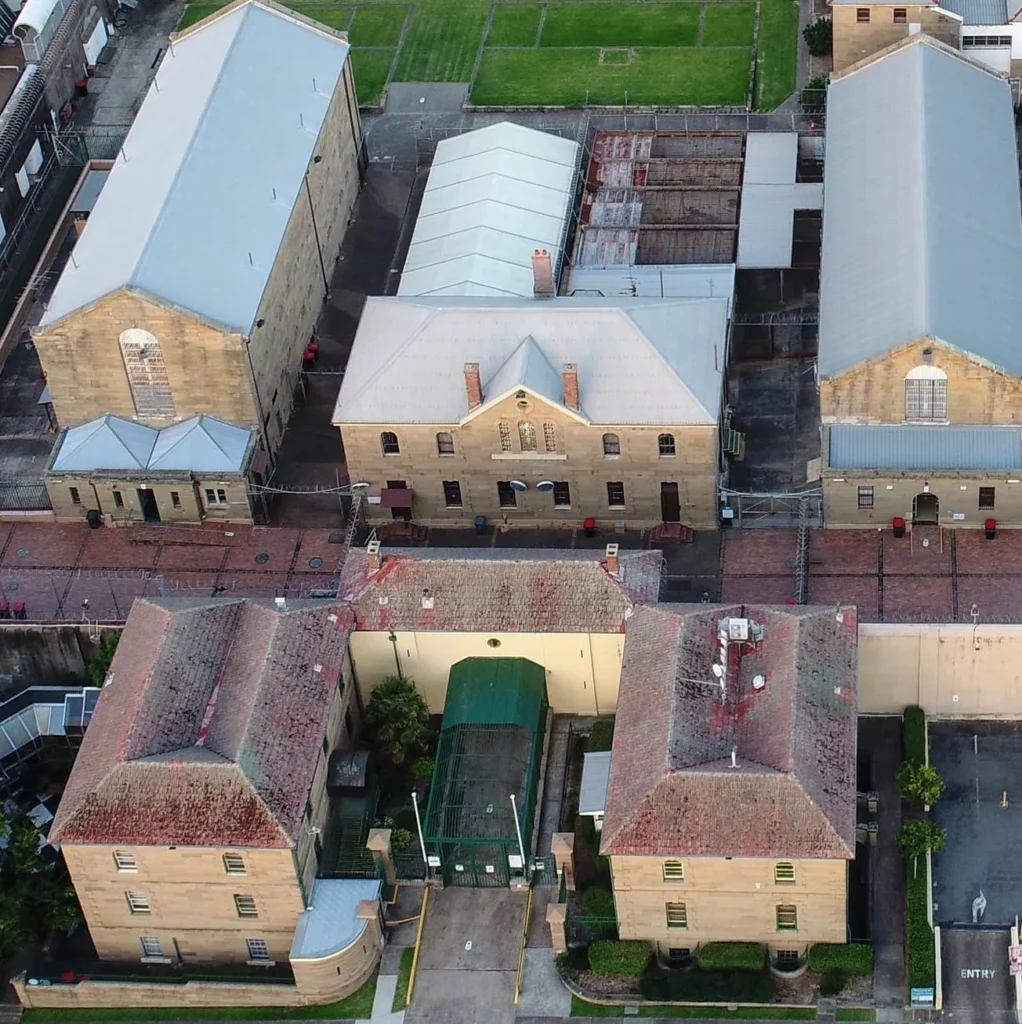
left=561, top=263, right=735, bottom=312
left=579, top=750, right=611, bottom=816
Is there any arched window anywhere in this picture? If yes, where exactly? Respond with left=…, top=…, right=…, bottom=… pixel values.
left=658, top=433, right=676, bottom=457
left=436, top=431, right=454, bottom=455
left=119, top=328, right=175, bottom=420
left=380, top=431, right=400, bottom=455
left=905, top=365, right=948, bottom=421
left=603, top=433, right=620, bottom=456
left=519, top=422, right=537, bottom=451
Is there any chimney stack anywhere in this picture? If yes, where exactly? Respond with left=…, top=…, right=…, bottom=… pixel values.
left=464, top=362, right=482, bottom=410
left=605, top=542, right=619, bottom=576
left=532, top=248, right=555, bottom=298
left=562, top=363, right=579, bottom=411
left=367, top=539, right=381, bottom=572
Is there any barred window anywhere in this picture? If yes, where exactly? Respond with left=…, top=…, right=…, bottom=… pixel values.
left=857, top=487, right=874, bottom=509
left=498, top=422, right=512, bottom=452
left=119, top=329, right=175, bottom=420
left=246, top=938, right=271, bottom=962
left=436, top=431, right=455, bottom=455
left=113, top=850, right=137, bottom=872
left=234, top=894, right=258, bottom=918
left=519, top=422, right=537, bottom=451
left=125, top=891, right=150, bottom=915
left=223, top=852, right=246, bottom=875
left=662, top=860, right=684, bottom=881
left=658, top=433, right=676, bottom=457
left=603, top=433, right=620, bottom=456
left=774, top=862, right=795, bottom=884
left=665, top=902, right=688, bottom=928
left=905, top=367, right=947, bottom=421
left=776, top=904, right=798, bottom=930
left=543, top=423, right=557, bottom=452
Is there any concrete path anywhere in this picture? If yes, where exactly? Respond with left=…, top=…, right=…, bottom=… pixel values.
left=515, top=947, right=570, bottom=1018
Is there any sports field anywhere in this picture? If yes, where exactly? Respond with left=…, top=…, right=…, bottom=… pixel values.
left=177, top=0, right=798, bottom=109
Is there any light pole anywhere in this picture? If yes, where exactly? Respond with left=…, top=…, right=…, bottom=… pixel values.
left=304, top=154, right=329, bottom=299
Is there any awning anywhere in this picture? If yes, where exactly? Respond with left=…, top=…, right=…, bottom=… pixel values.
left=380, top=487, right=414, bottom=508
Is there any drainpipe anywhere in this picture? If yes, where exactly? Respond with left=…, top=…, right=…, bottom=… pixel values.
left=387, top=630, right=402, bottom=679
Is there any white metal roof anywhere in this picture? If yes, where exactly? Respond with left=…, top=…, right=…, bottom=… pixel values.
left=819, top=37, right=1022, bottom=377
left=39, top=1, right=350, bottom=334
left=580, top=750, right=611, bottom=816
left=561, top=263, right=736, bottom=311
left=51, top=414, right=253, bottom=473
left=398, top=122, right=579, bottom=299
left=737, top=133, right=823, bottom=269
left=333, top=296, right=729, bottom=427
left=290, top=879, right=381, bottom=959
left=829, top=424, right=1022, bottom=470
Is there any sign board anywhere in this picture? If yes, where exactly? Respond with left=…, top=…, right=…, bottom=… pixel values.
left=427, top=855, right=441, bottom=868
left=953, top=512, right=966, bottom=521
left=508, top=854, right=523, bottom=869
left=911, top=987, right=934, bottom=1008
left=721, top=506, right=735, bottom=520
left=1009, top=945, right=1022, bottom=976
left=367, top=496, right=382, bottom=505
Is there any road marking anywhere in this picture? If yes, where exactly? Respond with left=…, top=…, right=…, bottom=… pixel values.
left=961, top=968, right=997, bottom=979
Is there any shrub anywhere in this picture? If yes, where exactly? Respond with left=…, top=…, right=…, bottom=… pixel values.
left=582, top=886, right=616, bottom=919
left=390, top=828, right=413, bottom=852
left=903, top=705, right=927, bottom=765
left=588, top=720, right=615, bottom=752
left=556, top=947, right=590, bottom=980
left=803, top=16, right=832, bottom=56
left=86, top=631, right=120, bottom=687
left=809, top=943, right=874, bottom=976
left=819, top=968, right=846, bottom=996
left=410, top=755, right=435, bottom=780
left=800, top=74, right=829, bottom=110
left=897, top=761, right=945, bottom=807
left=906, top=860, right=936, bottom=988
left=393, top=809, right=418, bottom=834
left=588, top=939, right=652, bottom=976
left=364, top=676, right=431, bottom=765
left=695, top=941, right=766, bottom=972
left=641, top=968, right=775, bottom=1002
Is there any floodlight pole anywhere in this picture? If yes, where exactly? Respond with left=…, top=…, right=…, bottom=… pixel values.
left=411, top=790, right=429, bottom=875
left=509, top=793, right=527, bottom=875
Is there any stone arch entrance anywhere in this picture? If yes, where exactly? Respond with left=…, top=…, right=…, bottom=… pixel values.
left=913, top=492, right=939, bottom=524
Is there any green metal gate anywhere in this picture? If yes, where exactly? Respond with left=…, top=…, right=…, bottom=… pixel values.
left=438, top=842, right=510, bottom=887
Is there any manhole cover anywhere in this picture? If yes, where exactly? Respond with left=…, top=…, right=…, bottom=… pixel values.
left=308, top=557, right=323, bottom=568
left=7, top=582, right=17, bottom=591
left=254, top=553, right=270, bottom=565
left=15, top=548, right=28, bottom=558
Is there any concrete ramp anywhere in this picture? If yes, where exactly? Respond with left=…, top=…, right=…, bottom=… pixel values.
left=941, top=927, right=1016, bottom=1023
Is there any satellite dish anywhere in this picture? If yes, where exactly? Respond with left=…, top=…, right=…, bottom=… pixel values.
left=536, top=480, right=555, bottom=491
left=510, top=480, right=528, bottom=491
left=711, top=664, right=724, bottom=678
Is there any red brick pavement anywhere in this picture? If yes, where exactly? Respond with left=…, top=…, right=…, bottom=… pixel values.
left=721, top=575, right=796, bottom=604
left=805, top=575, right=879, bottom=621
left=955, top=576, right=1022, bottom=623
left=721, top=530, right=797, bottom=575
left=881, top=526, right=952, bottom=575
left=807, top=530, right=879, bottom=575
left=955, top=529, right=1022, bottom=575
left=879, top=576, right=955, bottom=624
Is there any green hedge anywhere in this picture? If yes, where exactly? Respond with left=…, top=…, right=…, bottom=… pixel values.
left=906, top=861, right=935, bottom=988
left=641, top=968, right=775, bottom=1002
left=904, top=706, right=927, bottom=765
left=809, top=943, right=874, bottom=976
left=588, top=939, right=652, bottom=976
left=588, top=720, right=615, bottom=752
left=582, top=886, right=616, bottom=919
left=695, top=942, right=766, bottom=972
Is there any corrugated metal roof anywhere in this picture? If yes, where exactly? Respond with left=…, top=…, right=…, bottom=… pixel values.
left=819, top=38, right=1022, bottom=377
left=398, top=122, right=578, bottom=299
left=579, top=750, right=611, bottom=816
left=51, top=414, right=253, bottom=472
left=828, top=424, right=1022, bottom=470
left=941, top=0, right=1007, bottom=22
left=39, top=1, right=350, bottom=334
left=332, top=296, right=728, bottom=426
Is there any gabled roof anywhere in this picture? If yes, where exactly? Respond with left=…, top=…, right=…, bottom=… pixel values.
left=332, top=296, right=728, bottom=426
left=819, top=36, right=1022, bottom=378
left=54, top=415, right=158, bottom=471
left=474, top=336, right=574, bottom=418
left=338, top=547, right=662, bottom=633
left=50, top=598, right=355, bottom=848
left=39, top=0, right=350, bottom=334
left=601, top=604, right=858, bottom=859
left=148, top=415, right=252, bottom=472
left=398, top=122, right=579, bottom=298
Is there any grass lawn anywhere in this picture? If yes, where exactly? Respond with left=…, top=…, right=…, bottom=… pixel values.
left=539, top=4, right=700, bottom=46
left=486, top=3, right=542, bottom=45
left=701, top=3, right=755, bottom=45
left=391, top=946, right=414, bottom=1011
left=473, top=46, right=749, bottom=105
left=394, top=0, right=488, bottom=80
left=754, top=0, right=799, bottom=108
left=351, top=48, right=396, bottom=103
left=348, top=4, right=406, bottom=45
left=570, top=995, right=817, bottom=1019
left=23, top=972, right=378, bottom=1022
left=835, top=1011, right=877, bottom=1022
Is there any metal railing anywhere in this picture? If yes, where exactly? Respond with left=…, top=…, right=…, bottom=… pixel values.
left=0, top=478, right=51, bottom=512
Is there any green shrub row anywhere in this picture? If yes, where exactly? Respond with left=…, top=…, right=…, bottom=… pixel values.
left=582, top=886, right=616, bottom=919
left=641, top=967, right=775, bottom=1003
left=695, top=941, right=766, bottom=972
left=809, top=943, right=874, bottom=976
left=906, top=860, right=936, bottom=988
left=588, top=939, right=652, bottom=976
left=903, top=705, right=927, bottom=765
left=588, top=719, right=615, bottom=752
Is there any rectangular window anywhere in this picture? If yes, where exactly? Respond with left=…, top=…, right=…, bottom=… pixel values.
left=893, top=6, right=906, bottom=20
left=607, top=481, right=626, bottom=508
left=113, top=490, right=124, bottom=509
left=856, top=7, right=870, bottom=20
left=774, top=862, right=795, bottom=884
left=125, top=891, right=151, bottom=915
left=665, top=902, right=688, bottom=929
left=905, top=379, right=948, bottom=421
left=498, top=422, right=512, bottom=452
left=246, top=938, right=271, bottom=963
left=857, top=486, right=874, bottom=509
left=223, top=852, right=246, bottom=875
left=776, top=904, right=798, bottom=931
left=140, top=936, right=164, bottom=960
left=443, top=480, right=463, bottom=508
left=979, top=487, right=996, bottom=510
left=170, top=491, right=181, bottom=509
left=662, top=860, right=684, bottom=881
left=69, top=486, right=81, bottom=505
left=543, top=422, right=557, bottom=452
left=204, top=489, right=228, bottom=507
left=553, top=481, right=571, bottom=507
left=666, top=947, right=691, bottom=966
left=113, top=850, right=137, bottom=872
left=498, top=481, right=517, bottom=508
left=776, top=949, right=801, bottom=968
left=217, top=488, right=227, bottom=504
left=234, top=894, right=258, bottom=919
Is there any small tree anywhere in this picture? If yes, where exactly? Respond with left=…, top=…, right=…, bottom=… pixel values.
left=86, top=631, right=120, bottom=687
left=363, top=676, right=430, bottom=765
left=898, top=819, right=946, bottom=876
left=897, top=761, right=946, bottom=807
left=803, top=16, right=832, bottom=56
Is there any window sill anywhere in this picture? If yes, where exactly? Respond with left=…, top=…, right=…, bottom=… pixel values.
left=491, top=452, right=567, bottom=461
left=382, top=453, right=401, bottom=457
left=116, top=869, right=138, bottom=874
left=608, top=506, right=627, bottom=511
left=438, top=453, right=455, bottom=457
left=140, top=957, right=172, bottom=965
left=604, top=454, right=621, bottom=460
left=247, top=959, right=277, bottom=968
left=445, top=506, right=464, bottom=510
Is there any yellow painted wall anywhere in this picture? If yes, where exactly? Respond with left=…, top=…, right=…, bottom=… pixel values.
left=348, top=630, right=627, bottom=715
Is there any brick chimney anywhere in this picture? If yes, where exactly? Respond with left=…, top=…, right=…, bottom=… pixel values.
left=367, top=539, right=381, bottom=572
left=562, top=363, right=579, bottom=411
left=532, top=249, right=555, bottom=298
left=464, top=362, right=482, bottom=410
left=605, top=543, right=620, bottom=576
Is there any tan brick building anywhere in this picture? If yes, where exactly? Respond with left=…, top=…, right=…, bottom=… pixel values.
left=32, top=0, right=362, bottom=457
left=600, top=604, right=859, bottom=958
left=332, top=295, right=731, bottom=530
left=47, top=597, right=383, bottom=1004
left=818, top=38, right=1022, bottom=528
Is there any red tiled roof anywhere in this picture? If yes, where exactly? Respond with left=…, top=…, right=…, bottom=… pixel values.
left=50, top=598, right=354, bottom=848
left=338, top=548, right=662, bottom=633
left=601, top=604, right=858, bottom=860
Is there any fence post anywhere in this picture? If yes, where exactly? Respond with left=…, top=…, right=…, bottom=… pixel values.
left=546, top=902, right=568, bottom=955
left=551, top=832, right=576, bottom=892
left=366, top=828, right=396, bottom=886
